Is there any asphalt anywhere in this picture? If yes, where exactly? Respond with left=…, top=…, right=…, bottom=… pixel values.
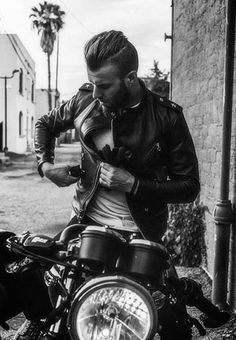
left=0, top=142, right=81, bottom=178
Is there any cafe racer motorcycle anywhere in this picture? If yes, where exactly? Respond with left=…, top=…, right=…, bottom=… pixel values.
left=0, top=225, right=230, bottom=340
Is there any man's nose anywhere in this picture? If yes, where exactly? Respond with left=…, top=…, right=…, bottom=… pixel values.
left=92, top=86, right=102, bottom=100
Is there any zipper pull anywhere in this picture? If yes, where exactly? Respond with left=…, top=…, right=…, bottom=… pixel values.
left=77, top=209, right=84, bottom=223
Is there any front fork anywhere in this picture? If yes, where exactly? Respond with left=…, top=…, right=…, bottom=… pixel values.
left=42, top=260, right=80, bottom=339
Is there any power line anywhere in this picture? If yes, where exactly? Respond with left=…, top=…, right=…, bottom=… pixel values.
left=57, top=0, right=94, bottom=36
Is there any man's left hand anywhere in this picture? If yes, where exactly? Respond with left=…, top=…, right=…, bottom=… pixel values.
left=99, top=162, right=135, bottom=192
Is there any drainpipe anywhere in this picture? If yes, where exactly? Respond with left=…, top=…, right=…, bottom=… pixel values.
left=212, top=0, right=235, bottom=309
left=228, top=3, right=236, bottom=310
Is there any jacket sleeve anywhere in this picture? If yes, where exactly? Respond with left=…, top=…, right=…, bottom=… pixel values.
left=34, top=90, right=92, bottom=176
left=133, top=110, right=200, bottom=203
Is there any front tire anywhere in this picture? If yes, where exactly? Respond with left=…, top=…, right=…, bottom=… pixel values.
left=158, top=301, right=192, bottom=340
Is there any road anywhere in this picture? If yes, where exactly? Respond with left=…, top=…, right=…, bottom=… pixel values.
left=0, top=143, right=82, bottom=339
left=0, top=143, right=81, bottom=236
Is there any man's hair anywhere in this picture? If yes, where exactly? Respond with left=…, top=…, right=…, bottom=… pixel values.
left=84, top=30, right=139, bottom=76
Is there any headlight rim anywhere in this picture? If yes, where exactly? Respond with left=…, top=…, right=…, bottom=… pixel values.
left=67, top=274, right=158, bottom=340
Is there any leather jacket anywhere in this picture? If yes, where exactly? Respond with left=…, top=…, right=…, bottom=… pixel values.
left=35, top=81, right=200, bottom=242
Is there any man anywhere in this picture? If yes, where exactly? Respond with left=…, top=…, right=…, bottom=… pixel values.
left=35, top=30, right=199, bottom=242
left=9, top=30, right=199, bottom=339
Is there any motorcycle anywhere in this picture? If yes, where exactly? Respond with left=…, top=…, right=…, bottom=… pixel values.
left=0, top=224, right=230, bottom=340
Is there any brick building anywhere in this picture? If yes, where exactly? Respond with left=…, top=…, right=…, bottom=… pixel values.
left=171, top=0, right=236, bottom=307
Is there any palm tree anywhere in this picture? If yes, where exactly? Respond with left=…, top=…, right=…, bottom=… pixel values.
left=30, top=2, right=65, bottom=110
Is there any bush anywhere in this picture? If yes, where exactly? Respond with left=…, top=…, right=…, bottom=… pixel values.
left=163, top=201, right=208, bottom=267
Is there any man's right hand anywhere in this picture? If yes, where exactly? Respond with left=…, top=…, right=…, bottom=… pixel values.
left=41, top=163, right=79, bottom=187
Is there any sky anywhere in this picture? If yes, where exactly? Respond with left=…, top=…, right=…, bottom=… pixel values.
left=0, top=0, right=172, bottom=100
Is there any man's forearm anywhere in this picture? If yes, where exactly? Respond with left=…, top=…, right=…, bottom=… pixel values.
left=41, top=162, right=55, bottom=177
left=132, top=176, right=200, bottom=203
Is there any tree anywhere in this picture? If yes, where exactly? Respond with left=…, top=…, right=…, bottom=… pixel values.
left=150, top=60, right=169, bottom=81
left=144, top=60, right=170, bottom=98
left=30, top=2, right=65, bottom=110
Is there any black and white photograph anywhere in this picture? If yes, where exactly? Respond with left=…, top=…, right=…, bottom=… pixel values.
left=0, top=0, right=235, bottom=339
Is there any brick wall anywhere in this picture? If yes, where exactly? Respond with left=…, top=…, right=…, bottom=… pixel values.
left=171, top=0, right=236, bottom=276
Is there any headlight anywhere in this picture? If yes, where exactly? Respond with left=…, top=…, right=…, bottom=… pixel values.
left=68, top=275, right=158, bottom=340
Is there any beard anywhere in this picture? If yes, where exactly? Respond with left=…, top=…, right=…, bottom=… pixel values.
left=103, top=81, right=131, bottom=111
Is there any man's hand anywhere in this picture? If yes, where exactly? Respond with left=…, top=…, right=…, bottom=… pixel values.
left=41, top=162, right=79, bottom=187
left=99, top=162, right=135, bottom=192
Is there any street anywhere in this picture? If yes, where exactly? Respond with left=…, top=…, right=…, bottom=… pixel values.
left=0, top=143, right=81, bottom=236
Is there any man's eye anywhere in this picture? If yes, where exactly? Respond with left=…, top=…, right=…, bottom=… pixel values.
left=98, top=85, right=109, bottom=90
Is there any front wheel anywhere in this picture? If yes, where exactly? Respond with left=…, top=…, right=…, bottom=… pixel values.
left=158, top=301, right=192, bottom=340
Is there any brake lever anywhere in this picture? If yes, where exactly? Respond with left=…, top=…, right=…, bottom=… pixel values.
left=5, top=256, right=37, bottom=274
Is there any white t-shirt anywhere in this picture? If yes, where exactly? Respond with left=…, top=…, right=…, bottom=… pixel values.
left=86, top=127, right=139, bottom=232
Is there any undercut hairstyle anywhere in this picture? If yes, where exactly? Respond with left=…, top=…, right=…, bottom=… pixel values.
left=84, top=30, right=139, bottom=77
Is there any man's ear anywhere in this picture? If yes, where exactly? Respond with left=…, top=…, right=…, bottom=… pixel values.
left=124, top=70, right=137, bottom=87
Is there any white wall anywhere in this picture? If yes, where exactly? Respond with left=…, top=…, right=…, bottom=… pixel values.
left=35, top=88, right=59, bottom=121
left=0, top=34, right=36, bottom=154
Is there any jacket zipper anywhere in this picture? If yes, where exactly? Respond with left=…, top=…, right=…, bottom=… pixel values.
left=143, top=144, right=158, bottom=163
left=111, top=113, right=146, bottom=238
left=111, top=115, right=115, bottom=147
left=76, top=102, right=102, bottom=222
left=125, top=196, right=147, bottom=240
left=76, top=163, right=101, bottom=222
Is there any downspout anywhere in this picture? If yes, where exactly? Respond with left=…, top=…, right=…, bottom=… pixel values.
left=212, top=0, right=235, bottom=309
left=170, top=0, right=174, bottom=100
left=228, top=2, right=236, bottom=311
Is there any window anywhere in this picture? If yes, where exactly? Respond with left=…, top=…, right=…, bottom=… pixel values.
left=31, top=117, right=34, bottom=138
left=19, top=69, right=23, bottom=95
left=31, top=81, right=34, bottom=102
left=19, top=111, right=23, bottom=136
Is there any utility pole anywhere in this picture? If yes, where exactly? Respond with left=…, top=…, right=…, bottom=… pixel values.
left=55, top=34, right=60, bottom=108
left=0, top=69, right=20, bottom=153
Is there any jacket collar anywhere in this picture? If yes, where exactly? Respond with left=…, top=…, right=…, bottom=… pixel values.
left=101, top=79, right=148, bottom=119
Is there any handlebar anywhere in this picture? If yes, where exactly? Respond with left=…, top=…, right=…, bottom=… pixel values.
left=6, top=233, right=80, bottom=271
left=7, top=232, right=65, bottom=256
